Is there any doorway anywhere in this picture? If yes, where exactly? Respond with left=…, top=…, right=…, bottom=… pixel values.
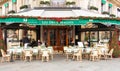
left=43, top=26, right=73, bottom=51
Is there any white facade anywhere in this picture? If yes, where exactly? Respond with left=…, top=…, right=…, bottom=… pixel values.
left=0, top=0, right=119, bottom=17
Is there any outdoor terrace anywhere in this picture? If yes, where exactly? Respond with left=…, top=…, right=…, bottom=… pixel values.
left=0, top=54, right=120, bottom=71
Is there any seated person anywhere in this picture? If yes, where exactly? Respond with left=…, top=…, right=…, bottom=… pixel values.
left=37, top=40, right=42, bottom=46
left=30, top=39, right=37, bottom=47
left=71, top=40, right=75, bottom=46
left=84, top=41, right=89, bottom=48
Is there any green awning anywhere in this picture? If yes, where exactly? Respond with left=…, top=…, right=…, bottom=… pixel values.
left=0, top=17, right=87, bottom=25
left=0, top=17, right=120, bottom=25
left=4, top=3, right=9, bottom=7
left=109, top=4, right=113, bottom=8
left=101, top=0, right=106, bottom=4
left=12, top=0, right=17, bottom=3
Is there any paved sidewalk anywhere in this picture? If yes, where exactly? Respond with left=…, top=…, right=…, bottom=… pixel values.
left=0, top=55, right=120, bottom=71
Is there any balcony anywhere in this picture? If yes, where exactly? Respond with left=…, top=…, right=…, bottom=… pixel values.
left=39, top=1, right=77, bottom=7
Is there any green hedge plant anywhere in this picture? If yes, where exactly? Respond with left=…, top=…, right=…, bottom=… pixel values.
left=20, top=5, right=28, bottom=10
left=40, top=1, right=50, bottom=5
left=110, top=14, right=116, bottom=17
left=8, top=10, right=16, bottom=14
left=66, top=1, right=76, bottom=5
left=102, top=11, right=110, bottom=15
left=89, top=6, right=98, bottom=11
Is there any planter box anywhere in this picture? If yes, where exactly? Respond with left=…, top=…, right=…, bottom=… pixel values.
left=20, top=8, right=27, bottom=11
left=90, top=10, right=98, bottom=13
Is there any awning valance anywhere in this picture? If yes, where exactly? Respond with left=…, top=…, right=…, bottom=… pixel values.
left=4, top=3, right=9, bottom=7
left=109, top=4, right=113, bottom=8
left=0, top=17, right=120, bottom=25
left=101, top=0, right=106, bottom=4
left=12, top=0, right=17, bottom=3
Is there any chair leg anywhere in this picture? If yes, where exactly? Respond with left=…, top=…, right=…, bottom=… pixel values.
left=24, top=57, right=27, bottom=61
left=72, top=56, right=75, bottom=60
left=105, top=55, right=107, bottom=60
left=90, top=56, right=91, bottom=61
left=30, top=56, right=32, bottom=62
left=14, top=55, right=16, bottom=60
left=46, top=56, right=49, bottom=62
left=110, top=55, right=112, bottom=59
left=51, top=55, right=53, bottom=60
left=42, top=56, right=44, bottom=62
left=8, top=57, right=10, bottom=62
left=92, top=56, right=94, bottom=61
left=39, top=54, right=41, bottom=60
left=1, top=57, right=4, bottom=63
left=80, top=56, right=82, bottom=62
left=66, top=54, right=69, bottom=61
left=77, top=56, right=79, bottom=61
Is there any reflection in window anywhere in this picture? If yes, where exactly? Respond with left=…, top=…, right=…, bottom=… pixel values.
left=90, top=32, right=98, bottom=41
left=99, top=31, right=110, bottom=43
left=60, top=30, right=66, bottom=46
left=68, top=30, right=73, bottom=45
left=100, top=31, right=110, bottom=40
left=43, top=30, right=48, bottom=43
left=84, top=32, right=89, bottom=41
left=50, top=30, right=56, bottom=46
left=7, top=29, right=18, bottom=39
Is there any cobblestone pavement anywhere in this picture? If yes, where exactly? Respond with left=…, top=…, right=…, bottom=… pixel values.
left=0, top=54, right=120, bottom=71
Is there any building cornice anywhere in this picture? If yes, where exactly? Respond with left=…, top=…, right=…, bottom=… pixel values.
left=0, top=0, right=9, bottom=5
left=108, top=0, right=120, bottom=7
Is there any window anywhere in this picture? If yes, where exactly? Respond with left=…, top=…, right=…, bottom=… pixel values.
left=101, top=3, right=104, bottom=12
left=90, top=32, right=98, bottom=41
left=108, top=4, right=112, bottom=14
left=99, top=31, right=110, bottom=43
left=108, top=6, right=112, bottom=14
left=117, top=8, right=120, bottom=17
left=50, top=30, right=56, bottom=46
left=101, top=0, right=106, bottom=13
left=51, top=0, right=65, bottom=7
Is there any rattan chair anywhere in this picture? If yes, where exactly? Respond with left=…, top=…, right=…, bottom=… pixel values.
left=24, top=50, right=33, bottom=62
left=73, top=49, right=82, bottom=61
left=42, top=50, right=49, bottom=62
left=105, top=48, right=114, bottom=59
left=0, top=49, right=11, bottom=63
left=90, top=50, right=99, bottom=61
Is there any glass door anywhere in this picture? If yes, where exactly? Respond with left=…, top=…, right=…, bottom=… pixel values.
left=43, top=26, right=74, bottom=48
left=50, top=30, right=56, bottom=46
left=59, top=30, right=66, bottom=46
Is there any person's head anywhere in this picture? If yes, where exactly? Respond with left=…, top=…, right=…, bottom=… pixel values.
left=23, top=35, right=26, bottom=38
left=32, top=39, right=35, bottom=41
left=38, top=40, right=40, bottom=42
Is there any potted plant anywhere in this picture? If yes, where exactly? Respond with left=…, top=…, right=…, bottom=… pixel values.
left=109, top=29, right=120, bottom=58
left=89, top=6, right=98, bottom=11
left=66, top=1, right=76, bottom=7
left=20, top=5, right=28, bottom=11
left=8, top=10, right=16, bottom=14
left=102, top=11, right=109, bottom=15
left=110, top=14, right=116, bottom=17
left=40, top=1, right=50, bottom=7
left=40, top=1, right=44, bottom=4
left=45, top=1, right=50, bottom=5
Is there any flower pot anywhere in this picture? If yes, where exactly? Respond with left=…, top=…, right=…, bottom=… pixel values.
left=43, top=5, right=48, bottom=7
left=20, top=8, right=27, bottom=11
left=90, top=10, right=98, bottom=13
left=70, top=5, right=74, bottom=7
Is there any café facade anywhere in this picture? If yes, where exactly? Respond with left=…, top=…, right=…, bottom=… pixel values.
left=0, top=7, right=120, bottom=51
